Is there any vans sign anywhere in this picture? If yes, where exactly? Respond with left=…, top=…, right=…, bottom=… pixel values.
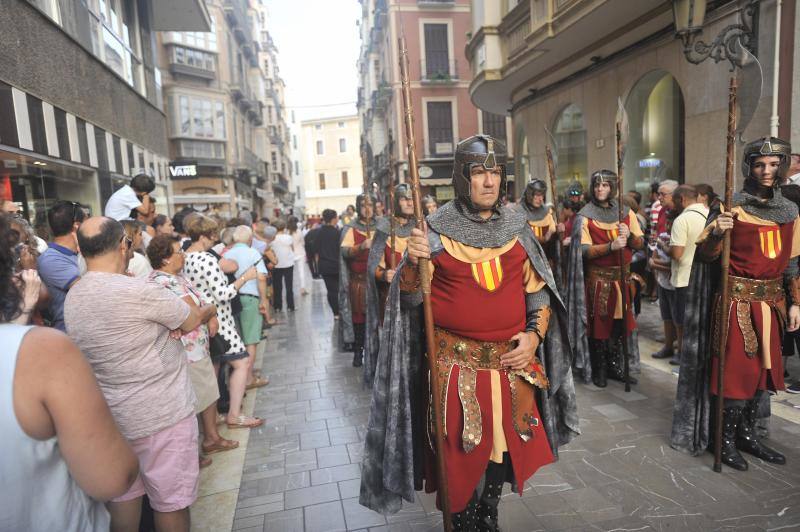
left=169, top=163, right=198, bottom=178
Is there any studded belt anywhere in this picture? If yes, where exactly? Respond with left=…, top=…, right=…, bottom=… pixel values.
left=586, top=265, right=632, bottom=318
left=432, top=327, right=548, bottom=454
left=712, top=276, right=786, bottom=359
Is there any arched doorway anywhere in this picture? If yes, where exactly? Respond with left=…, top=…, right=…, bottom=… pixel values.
left=624, top=70, right=685, bottom=199
left=552, top=103, right=588, bottom=200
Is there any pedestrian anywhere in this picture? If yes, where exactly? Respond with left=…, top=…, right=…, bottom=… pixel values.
left=339, top=194, right=376, bottom=356
left=374, top=199, right=386, bottom=218
left=360, top=135, right=578, bottom=527
left=566, top=170, right=645, bottom=388
left=0, top=215, right=139, bottom=532
left=146, top=235, right=240, bottom=468
left=183, top=215, right=263, bottom=429
left=304, top=222, right=321, bottom=279
left=695, top=183, right=719, bottom=211
left=36, top=200, right=87, bottom=331
left=153, top=213, right=175, bottom=237
left=363, top=184, right=415, bottom=375
left=672, top=137, right=796, bottom=471
left=783, top=152, right=800, bottom=185
left=223, top=225, right=270, bottom=389
left=121, top=220, right=152, bottom=278
left=132, top=197, right=157, bottom=249
left=649, top=180, right=680, bottom=363
left=270, top=219, right=295, bottom=312
left=65, top=216, right=215, bottom=531
left=288, top=216, right=309, bottom=296
left=314, top=209, right=341, bottom=317
left=104, top=173, right=155, bottom=221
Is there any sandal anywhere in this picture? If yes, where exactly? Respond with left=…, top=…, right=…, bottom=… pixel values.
left=200, top=455, right=213, bottom=469
left=226, top=416, right=264, bottom=429
left=246, top=376, right=270, bottom=390
left=216, top=413, right=227, bottom=425
left=202, top=438, right=240, bottom=455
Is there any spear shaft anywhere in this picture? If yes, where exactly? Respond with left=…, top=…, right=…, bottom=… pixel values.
left=398, top=36, right=452, bottom=531
left=389, top=151, right=397, bottom=270
left=615, top=122, right=631, bottom=393
left=714, top=76, right=738, bottom=473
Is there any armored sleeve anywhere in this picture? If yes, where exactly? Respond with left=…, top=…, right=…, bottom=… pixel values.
left=525, top=288, right=551, bottom=342
left=784, top=256, right=800, bottom=306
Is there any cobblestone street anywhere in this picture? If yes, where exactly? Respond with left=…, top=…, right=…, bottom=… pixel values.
left=225, top=280, right=800, bottom=532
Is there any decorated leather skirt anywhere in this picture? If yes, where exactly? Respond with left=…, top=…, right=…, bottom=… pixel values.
left=428, top=327, right=553, bottom=512
left=585, top=264, right=637, bottom=340
left=711, top=275, right=787, bottom=399
left=349, top=271, right=367, bottom=324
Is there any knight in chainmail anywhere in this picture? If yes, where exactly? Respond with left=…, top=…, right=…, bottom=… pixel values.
left=671, top=137, right=798, bottom=471
left=359, top=135, right=579, bottom=531
left=338, top=194, right=377, bottom=366
left=565, top=170, right=644, bottom=388
left=513, top=179, right=563, bottom=294
left=363, top=184, right=416, bottom=387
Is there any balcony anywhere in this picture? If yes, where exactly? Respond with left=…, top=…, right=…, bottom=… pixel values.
left=420, top=59, right=459, bottom=83
left=467, top=0, right=671, bottom=114
left=370, top=84, right=391, bottom=115
left=272, top=173, right=289, bottom=193
left=224, top=0, right=253, bottom=45
left=169, top=61, right=216, bottom=80
left=243, top=148, right=263, bottom=177
left=229, top=81, right=245, bottom=100
left=249, top=104, right=263, bottom=126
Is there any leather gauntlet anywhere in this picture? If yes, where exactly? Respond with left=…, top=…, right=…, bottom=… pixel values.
left=528, top=306, right=551, bottom=342
left=697, top=232, right=723, bottom=262
left=585, top=243, right=612, bottom=259
left=789, top=277, right=800, bottom=307
left=398, top=264, right=420, bottom=293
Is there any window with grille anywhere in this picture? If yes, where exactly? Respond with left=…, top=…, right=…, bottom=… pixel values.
left=319, top=173, right=326, bottom=190
left=424, top=24, right=449, bottom=79
left=482, top=111, right=507, bottom=144
left=341, top=171, right=349, bottom=188
left=426, top=101, right=453, bottom=156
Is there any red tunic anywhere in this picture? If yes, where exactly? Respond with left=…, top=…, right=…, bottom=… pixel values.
left=584, top=219, right=636, bottom=339
left=428, top=241, right=553, bottom=512
left=347, top=228, right=370, bottom=323
left=711, top=218, right=793, bottom=398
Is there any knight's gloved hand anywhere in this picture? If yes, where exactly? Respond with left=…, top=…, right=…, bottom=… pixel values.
left=361, top=238, right=373, bottom=250
left=617, top=222, right=630, bottom=240
left=610, top=234, right=627, bottom=251
left=407, top=225, right=430, bottom=266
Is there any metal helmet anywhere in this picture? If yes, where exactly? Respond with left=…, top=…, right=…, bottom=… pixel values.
left=355, top=193, right=375, bottom=219
left=452, top=134, right=508, bottom=209
left=741, top=136, right=792, bottom=183
left=393, top=183, right=413, bottom=217
left=567, top=180, right=584, bottom=197
left=589, top=170, right=618, bottom=203
left=524, top=179, right=548, bottom=206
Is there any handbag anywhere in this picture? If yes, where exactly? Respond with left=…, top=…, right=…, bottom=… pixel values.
left=209, top=333, right=231, bottom=357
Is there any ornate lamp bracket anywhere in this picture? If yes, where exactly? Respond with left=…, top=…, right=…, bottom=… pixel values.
left=678, top=0, right=758, bottom=71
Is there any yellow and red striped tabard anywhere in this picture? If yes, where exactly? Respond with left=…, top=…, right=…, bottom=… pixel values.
left=470, top=257, right=504, bottom=292
left=527, top=210, right=556, bottom=242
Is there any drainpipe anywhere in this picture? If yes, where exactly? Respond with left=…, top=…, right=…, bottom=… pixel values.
left=771, top=0, right=782, bottom=137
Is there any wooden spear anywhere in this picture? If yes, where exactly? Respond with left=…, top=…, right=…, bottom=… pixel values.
left=389, top=143, right=397, bottom=270
left=713, top=76, right=738, bottom=473
left=398, top=35, right=452, bottom=531
left=615, top=100, right=632, bottom=393
left=361, top=144, right=372, bottom=238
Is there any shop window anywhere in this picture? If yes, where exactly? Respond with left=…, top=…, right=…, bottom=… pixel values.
left=623, top=70, right=685, bottom=197
left=552, top=103, right=588, bottom=197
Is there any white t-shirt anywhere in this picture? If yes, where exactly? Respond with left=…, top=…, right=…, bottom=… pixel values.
left=104, top=185, right=142, bottom=220
left=127, top=252, right=153, bottom=278
left=271, top=233, right=295, bottom=268
left=669, top=203, right=709, bottom=288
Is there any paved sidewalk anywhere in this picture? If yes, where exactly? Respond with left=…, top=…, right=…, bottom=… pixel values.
left=226, top=280, right=800, bottom=532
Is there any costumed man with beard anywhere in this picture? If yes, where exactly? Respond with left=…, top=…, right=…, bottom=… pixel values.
left=359, top=135, right=579, bottom=531
left=363, top=184, right=416, bottom=386
left=566, top=170, right=644, bottom=388
left=339, top=194, right=376, bottom=367
left=516, top=180, right=562, bottom=291
left=671, top=137, right=799, bottom=470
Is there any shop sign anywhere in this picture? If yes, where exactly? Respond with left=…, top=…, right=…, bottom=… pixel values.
left=436, top=186, right=455, bottom=201
left=169, top=162, right=198, bottom=178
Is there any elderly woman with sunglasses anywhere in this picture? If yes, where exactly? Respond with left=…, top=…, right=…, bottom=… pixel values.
left=146, top=234, right=239, bottom=467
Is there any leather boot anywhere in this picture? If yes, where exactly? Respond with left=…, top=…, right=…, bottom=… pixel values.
left=476, top=459, right=505, bottom=532
left=451, top=493, right=479, bottom=532
left=352, top=348, right=363, bottom=368
left=353, top=324, right=365, bottom=367
left=715, top=406, right=748, bottom=471
left=736, top=399, right=786, bottom=464
left=607, top=337, right=638, bottom=385
left=589, top=340, right=607, bottom=388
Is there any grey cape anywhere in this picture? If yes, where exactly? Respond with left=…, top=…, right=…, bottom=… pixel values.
left=564, top=201, right=641, bottom=384
left=337, top=218, right=376, bottom=349
left=670, top=190, right=798, bottom=455
left=511, top=202, right=564, bottom=296
left=363, top=216, right=416, bottom=388
left=359, top=200, right=580, bottom=515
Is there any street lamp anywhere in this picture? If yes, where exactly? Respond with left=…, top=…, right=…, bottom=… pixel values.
left=672, top=0, right=758, bottom=70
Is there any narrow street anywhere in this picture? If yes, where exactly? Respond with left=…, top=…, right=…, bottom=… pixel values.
left=212, top=279, right=800, bottom=532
